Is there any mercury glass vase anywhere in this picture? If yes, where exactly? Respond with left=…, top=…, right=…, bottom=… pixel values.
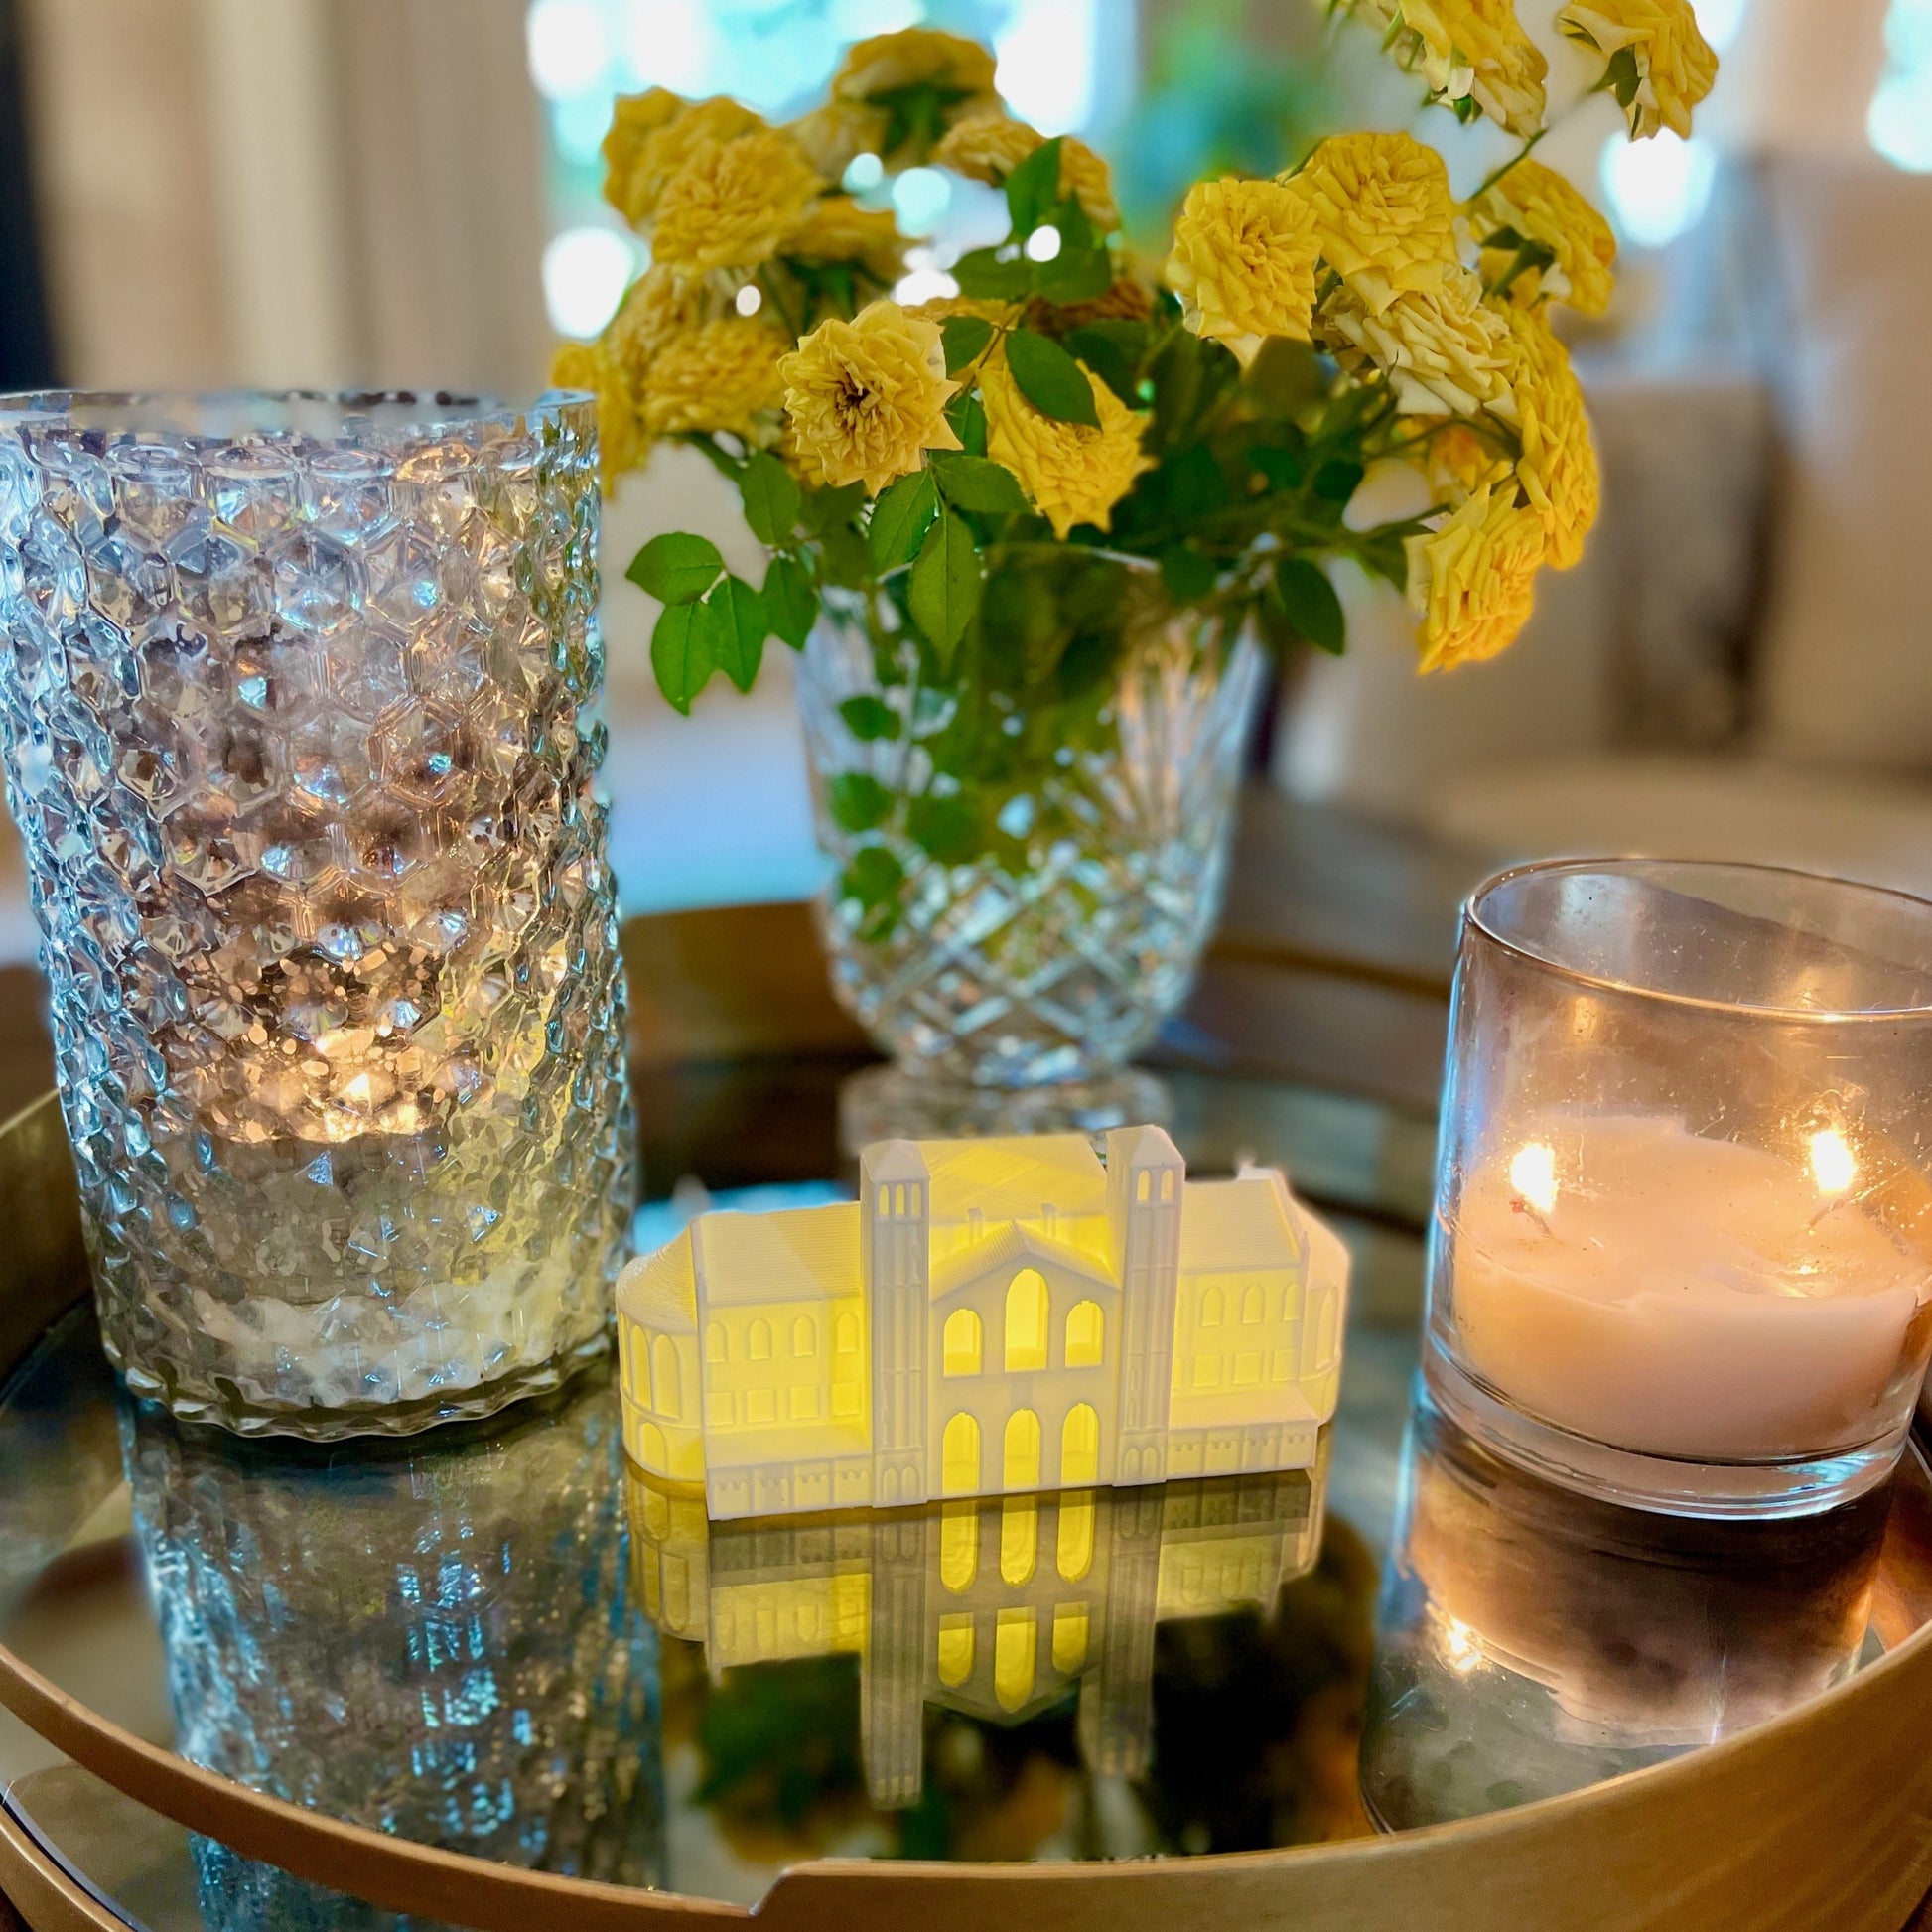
left=0, top=392, right=634, bottom=1438
left=796, top=557, right=1263, bottom=1144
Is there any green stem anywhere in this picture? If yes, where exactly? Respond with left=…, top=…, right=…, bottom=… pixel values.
left=1470, top=128, right=1547, bottom=204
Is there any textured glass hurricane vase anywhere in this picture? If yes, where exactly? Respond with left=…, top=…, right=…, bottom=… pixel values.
left=0, top=392, right=634, bottom=1438
left=798, top=566, right=1262, bottom=1138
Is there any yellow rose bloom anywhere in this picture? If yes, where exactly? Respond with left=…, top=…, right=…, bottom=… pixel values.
left=1557, top=0, right=1719, bottom=139
left=604, top=265, right=703, bottom=396
left=1407, top=483, right=1546, bottom=671
left=551, top=341, right=648, bottom=483
left=637, top=320, right=788, bottom=441
left=1471, top=159, right=1617, bottom=316
left=789, top=98, right=891, bottom=178
left=1400, top=0, right=1549, bottom=138
left=1165, top=177, right=1321, bottom=365
left=933, top=115, right=1121, bottom=230
left=1297, top=132, right=1460, bottom=315
left=651, top=128, right=823, bottom=275
left=1320, top=266, right=1513, bottom=418
left=1500, top=306, right=1599, bottom=569
left=778, top=300, right=963, bottom=494
left=781, top=196, right=906, bottom=284
left=603, top=93, right=762, bottom=230
left=1409, top=419, right=1514, bottom=500
left=980, top=351, right=1155, bottom=540
left=832, top=27, right=998, bottom=106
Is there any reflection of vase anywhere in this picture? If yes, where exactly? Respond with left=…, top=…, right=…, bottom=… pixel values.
left=125, top=1375, right=662, bottom=1930
left=0, top=393, right=634, bottom=1438
left=795, top=564, right=1262, bottom=1138
left=1359, top=1395, right=1889, bottom=1831
left=629, top=1448, right=1325, bottom=1810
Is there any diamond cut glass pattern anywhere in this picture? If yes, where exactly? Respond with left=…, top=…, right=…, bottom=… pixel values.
left=797, top=599, right=1263, bottom=1089
left=0, top=392, right=634, bottom=1438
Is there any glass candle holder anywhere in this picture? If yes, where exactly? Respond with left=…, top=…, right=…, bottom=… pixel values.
left=1426, top=859, right=1932, bottom=1517
left=0, top=392, right=634, bottom=1438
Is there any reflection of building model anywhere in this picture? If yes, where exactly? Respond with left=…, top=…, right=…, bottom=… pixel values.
left=616, top=1128, right=1348, bottom=1519
left=629, top=1456, right=1327, bottom=1808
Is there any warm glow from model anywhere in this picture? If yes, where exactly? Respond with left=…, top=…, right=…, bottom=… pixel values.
left=1811, top=1128, right=1857, bottom=1197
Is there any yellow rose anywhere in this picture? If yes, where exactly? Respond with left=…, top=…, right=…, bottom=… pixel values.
left=637, top=320, right=788, bottom=441
left=778, top=300, right=963, bottom=494
left=1500, top=306, right=1599, bottom=569
left=1297, top=132, right=1460, bottom=315
left=1165, top=177, right=1320, bottom=365
left=780, top=196, right=906, bottom=285
left=604, top=265, right=703, bottom=396
left=551, top=341, right=648, bottom=483
left=832, top=27, right=999, bottom=106
left=979, top=350, right=1155, bottom=540
left=1320, top=267, right=1513, bottom=418
left=1471, top=158, right=1616, bottom=316
left=1407, top=483, right=1546, bottom=671
left=602, top=93, right=761, bottom=230
left=651, top=128, right=823, bottom=275
left=789, top=98, right=891, bottom=178
left=1408, top=419, right=1514, bottom=500
left=1557, top=0, right=1718, bottom=139
left=933, top=115, right=1121, bottom=231
left=1379, top=0, right=1548, bottom=138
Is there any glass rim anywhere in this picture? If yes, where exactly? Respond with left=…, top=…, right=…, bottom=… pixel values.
left=1464, top=854, right=1932, bottom=1024
left=0, top=388, right=594, bottom=444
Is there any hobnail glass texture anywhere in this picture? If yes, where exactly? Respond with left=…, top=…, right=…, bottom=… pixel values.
left=125, top=1381, right=663, bottom=1930
left=0, top=392, right=634, bottom=1438
left=797, top=590, right=1262, bottom=1092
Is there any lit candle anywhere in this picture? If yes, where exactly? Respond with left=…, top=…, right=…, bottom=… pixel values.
left=1449, top=1115, right=1932, bottom=1460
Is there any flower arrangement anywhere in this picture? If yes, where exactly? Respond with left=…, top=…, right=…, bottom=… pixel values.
left=559, top=6, right=1717, bottom=978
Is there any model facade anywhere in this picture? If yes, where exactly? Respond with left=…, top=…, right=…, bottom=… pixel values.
left=615, top=1126, right=1349, bottom=1521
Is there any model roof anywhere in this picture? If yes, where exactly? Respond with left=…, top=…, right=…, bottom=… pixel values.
left=920, top=1133, right=1108, bottom=1227
left=696, top=1200, right=862, bottom=1308
left=927, top=1219, right=1118, bottom=1300
left=1177, top=1173, right=1308, bottom=1275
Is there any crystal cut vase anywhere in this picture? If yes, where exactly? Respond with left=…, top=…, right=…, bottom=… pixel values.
left=0, top=392, right=634, bottom=1438
left=796, top=561, right=1262, bottom=1140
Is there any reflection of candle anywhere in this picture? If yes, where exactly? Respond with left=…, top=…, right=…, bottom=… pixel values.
left=1451, top=1115, right=1932, bottom=1460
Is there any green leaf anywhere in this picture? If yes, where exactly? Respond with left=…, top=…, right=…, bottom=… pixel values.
left=827, top=771, right=893, bottom=833
left=839, top=695, right=902, bottom=742
left=1004, top=328, right=1101, bottom=428
left=1251, top=447, right=1305, bottom=491
left=1153, top=444, right=1229, bottom=518
left=907, top=791, right=982, bottom=865
left=940, top=315, right=996, bottom=375
left=1601, top=43, right=1641, bottom=110
left=842, top=844, right=905, bottom=939
left=762, top=555, right=818, bottom=648
left=1148, top=327, right=1203, bottom=448
left=627, top=532, right=724, bottom=606
left=1004, top=135, right=1065, bottom=235
left=1357, top=532, right=1413, bottom=593
left=1274, top=557, right=1346, bottom=655
left=818, top=522, right=871, bottom=590
left=929, top=451, right=1031, bottom=516
left=1158, top=544, right=1218, bottom=605
left=868, top=469, right=939, bottom=571
left=697, top=575, right=769, bottom=692
left=800, top=481, right=867, bottom=535
left=1064, top=323, right=1142, bottom=403
left=908, top=507, right=983, bottom=659
left=1314, top=458, right=1365, bottom=504
left=951, top=247, right=1033, bottom=301
left=1032, top=199, right=1112, bottom=304
left=650, top=603, right=715, bottom=713
left=739, top=452, right=802, bottom=548
left=946, top=390, right=988, bottom=457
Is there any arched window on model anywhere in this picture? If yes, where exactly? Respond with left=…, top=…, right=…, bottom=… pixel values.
left=1005, top=1269, right=1048, bottom=1371
left=792, top=1315, right=816, bottom=1356
left=749, top=1318, right=771, bottom=1360
left=1064, top=1300, right=1104, bottom=1367
left=943, top=1308, right=983, bottom=1376
left=1004, top=1408, right=1041, bottom=1490
left=652, top=1335, right=681, bottom=1420
left=1060, top=1403, right=1100, bottom=1485
left=942, top=1412, right=981, bottom=1495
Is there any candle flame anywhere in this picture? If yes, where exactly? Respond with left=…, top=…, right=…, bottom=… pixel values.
left=1509, top=1142, right=1559, bottom=1217
left=1810, top=1127, right=1856, bottom=1197
left=1439, top=1615, right=1484, bottom=1676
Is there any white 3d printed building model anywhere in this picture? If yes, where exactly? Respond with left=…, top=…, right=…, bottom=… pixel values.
left=615, top=1127, right=1349, bottom=1520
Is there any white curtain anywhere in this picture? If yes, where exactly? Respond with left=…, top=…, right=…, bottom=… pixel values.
left=23, top=0, right=552, bottom=397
